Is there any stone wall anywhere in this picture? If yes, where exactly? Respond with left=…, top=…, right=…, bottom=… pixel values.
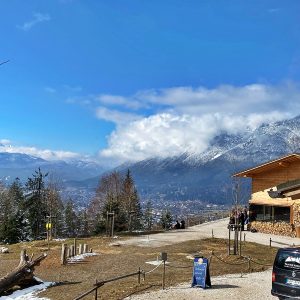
left=250, top=221, right=295, bottom=237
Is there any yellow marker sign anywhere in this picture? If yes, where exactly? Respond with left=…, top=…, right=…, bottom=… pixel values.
left=46, top=223, right=52, bottom=230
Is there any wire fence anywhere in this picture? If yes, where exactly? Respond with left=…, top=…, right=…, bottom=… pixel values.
left=73, top=250, right=274, bottom=299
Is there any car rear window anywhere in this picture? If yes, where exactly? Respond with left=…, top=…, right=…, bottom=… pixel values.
left=275, top=251, right=300, bottom=270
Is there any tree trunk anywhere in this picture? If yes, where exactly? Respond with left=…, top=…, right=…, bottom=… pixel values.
left=0, top=250, right=47, bottom=295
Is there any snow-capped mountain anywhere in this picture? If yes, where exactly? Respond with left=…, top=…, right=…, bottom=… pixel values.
left=2, top=115, right=300, bottom=206
left=112, top=115, right=300, bottom=204
left=0, top=152, right=105, bottom=182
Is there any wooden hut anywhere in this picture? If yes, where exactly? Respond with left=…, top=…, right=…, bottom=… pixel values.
left=234, top=153, right=300, bottom=237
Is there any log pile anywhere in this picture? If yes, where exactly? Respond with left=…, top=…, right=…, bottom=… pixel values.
left=0, top=250, right=47, bottom=295
left=293, top=202, right=300, bottom=227
left=250, top=221, right=295, bottom=237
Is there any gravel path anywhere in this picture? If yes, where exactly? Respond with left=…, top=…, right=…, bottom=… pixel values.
left=120, top=218, right=300, bottom=248
left=125, top=269, right=277, bottom=300
left=121, top=219, right=300, bottom=299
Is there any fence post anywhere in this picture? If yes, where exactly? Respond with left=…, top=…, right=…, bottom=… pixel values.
left=228, top=225, right=231, bottom=255
left=83, top=244, right=88, bottom=253
left=239, top=226, right=242, bottom=256
left=138, top=267, right=141, bottom=285
left=269, top=238, right=272, bottom=248
left=95, top=280, right=98, bottom=300
left=79, top=244, right=83, bottom=255
left=70, top=245, right=75, bottom=257
left=212, top=229, right=214, bottom=238
left=61, top=243, right=67, bottom=265
left=162, top=260, right=166, bottom=290
left=248, top=257, right=251, bottom=272
left=244, top=233, right=246, bottom=242
left=74, top=238, right=77, bottom=256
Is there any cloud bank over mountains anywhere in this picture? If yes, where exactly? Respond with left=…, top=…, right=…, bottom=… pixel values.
left=98, top=82, right=300, bottom=163
left=1, top=83, right=300, bottom=166
left=0, top=139, right=80, bottom=161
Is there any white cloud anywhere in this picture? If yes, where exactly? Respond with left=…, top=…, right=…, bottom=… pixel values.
left=0, top=139, right=11, bottom=146
left=100, top=112, right=290, bottom=163
left=0, top=142, right=80, bottom=161
left=98, top=82, right=300, bottom=163
left=96, top=107, right=142, bottom=124
left=17, top=13, right=51, bottom=31
left=97, top=94, right=145, bottom=110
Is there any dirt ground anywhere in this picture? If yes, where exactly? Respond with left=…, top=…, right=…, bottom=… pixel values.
left=0, top=234, right=278, bottom=300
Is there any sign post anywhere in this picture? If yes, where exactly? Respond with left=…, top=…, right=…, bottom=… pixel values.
left=161, top=252, right=167, bottom=290
left=46, top=223, right=52, bottom=250
left=191, top=256, right=211, bottom=288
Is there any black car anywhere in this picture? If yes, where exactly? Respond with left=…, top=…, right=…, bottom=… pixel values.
left=272, top=247, right=300, bottom=299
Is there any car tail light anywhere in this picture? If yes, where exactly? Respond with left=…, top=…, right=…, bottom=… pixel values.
left=272, top=272, right=276, bottom=282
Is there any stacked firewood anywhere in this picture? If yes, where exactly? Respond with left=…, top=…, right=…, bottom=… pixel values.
left=250, top=221, right=295, bottom=237
left=293, top=202, right=300, bottom=227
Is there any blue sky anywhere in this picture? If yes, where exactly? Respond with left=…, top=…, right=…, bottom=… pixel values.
left=0, top=1, right=300, bottom=165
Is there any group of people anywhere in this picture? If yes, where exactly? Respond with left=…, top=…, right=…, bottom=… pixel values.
left=229, top=207, right=249, bottom=231
left=174, top=220, right=185, bottom=229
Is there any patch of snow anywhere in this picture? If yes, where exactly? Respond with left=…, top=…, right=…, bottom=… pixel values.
left=0, top=278, right=54, bottom=300
left=67, top=252, right=98, bottom=264
left=146, top=260, right=169, bottom=266
left=0, top=247, right=9, bottom=253
left=52, top=238, right=66, bottom=242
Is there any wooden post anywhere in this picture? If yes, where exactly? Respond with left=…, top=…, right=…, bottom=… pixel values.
left=244, top=232, right=246, bottom=242
left=79, top=244, right=83, bottom=255
left=83, top=244, right=88, bottom=254
left=239, top=226, right=242, bottom=256
left=95, top=280, right=98, bottom=300
left=162, top=260, right=166, bottom=290
left=234, top=226, right=238, bottom=255
left=212, top=229, right=214, bottom=238
left=106, top=211, right=109, bottom=236
left=70, top=245, right=75, bottom=257
left=61, top=244, right=67, bottom=265
left=228, top=225, right=231, bottom=255
left=270, top=238, right=272, bottom=248
left=73, top=238, right=77, bottom=256
left=138, top=267, right=141, bottom=284
left=111, top=212, right=115, bottom=237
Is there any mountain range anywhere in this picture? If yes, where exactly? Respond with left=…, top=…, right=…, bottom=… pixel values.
left=1, top=115, right=300, bottom=206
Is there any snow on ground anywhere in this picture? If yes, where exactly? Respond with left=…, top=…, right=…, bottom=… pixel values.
left=67, top=252, right=98, bottom=263
left=0, top=278, right=54, bottom=300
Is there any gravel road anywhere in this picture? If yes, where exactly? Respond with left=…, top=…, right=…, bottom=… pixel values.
left=120, top=218, right=300, bottom=248
left=121, top=218, right=299, bottom=299
left=125, top=269, right=277, bottom=300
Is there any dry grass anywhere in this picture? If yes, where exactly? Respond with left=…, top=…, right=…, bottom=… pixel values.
left=0, top=236, right=278, bottom=300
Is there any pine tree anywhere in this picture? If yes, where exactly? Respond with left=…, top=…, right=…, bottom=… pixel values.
left=0, top=179, right=27, bottom=243
left=45, top=177, right=64, bottom=238
left=144, top=200, right=154, bottom=231
left=64, top=199, right=78, bottom=237
left=25, top=168, right=48, bottom=240
left=122, top=170, right=142, bottom=231
left=160, top=210, right=173, bottom=230
left=77, top=209, right=90, bottom=237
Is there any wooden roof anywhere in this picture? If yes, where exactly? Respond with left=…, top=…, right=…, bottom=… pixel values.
left=233, top=153, right=300, bottom=178
left=249, top=198, right=294, bottom=207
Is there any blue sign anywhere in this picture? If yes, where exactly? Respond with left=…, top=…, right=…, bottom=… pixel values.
left=191, top=257, right=211, bottom=288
